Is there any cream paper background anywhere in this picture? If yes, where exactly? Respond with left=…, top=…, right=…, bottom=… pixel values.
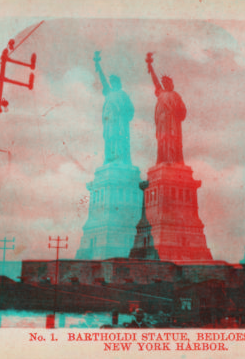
left=0, top=0, right=245, bottom=358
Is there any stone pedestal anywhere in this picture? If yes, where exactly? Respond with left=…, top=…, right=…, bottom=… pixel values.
left=76, top=163, right=142, bottom=260
left=142, top=162, right=212, bottom=261
left=129, top=181, right=159, bottom=260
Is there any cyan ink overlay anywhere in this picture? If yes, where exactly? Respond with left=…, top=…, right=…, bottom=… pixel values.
left=76, top=52, right=142, bottom=260
left=94, top=51, right=134, bottom=165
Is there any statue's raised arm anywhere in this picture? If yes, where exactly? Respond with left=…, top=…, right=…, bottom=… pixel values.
left=145, top=53, right=162, bottom=96
left=94, top=51, right=111, bottom=96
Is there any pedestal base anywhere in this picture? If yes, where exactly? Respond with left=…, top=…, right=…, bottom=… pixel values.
left=129, top=246, right=159, bottom=260
left=76, top=163, right=142, bottom=260
left=129, top=181, right=160, bottom=260
left=143, top=162, right=212, bottom=261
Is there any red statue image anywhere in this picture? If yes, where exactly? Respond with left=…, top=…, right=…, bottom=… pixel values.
left=146, top=53, right=186, bottom=164
left=130, top=52, right=213, bottom=262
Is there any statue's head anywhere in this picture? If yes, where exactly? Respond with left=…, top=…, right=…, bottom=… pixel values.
left=161, top=76, right=174, bottom=91
left=109, top=75, right=122, bottom=90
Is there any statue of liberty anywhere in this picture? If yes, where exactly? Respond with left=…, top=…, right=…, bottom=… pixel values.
left=146, top=53, right=187, bottom=165
left=94, top=51, right=134, bottom=165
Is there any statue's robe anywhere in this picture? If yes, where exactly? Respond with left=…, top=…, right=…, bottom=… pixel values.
left=102, top=89, right=134, bottom=165
left=155, top=88, right=186, bottom=164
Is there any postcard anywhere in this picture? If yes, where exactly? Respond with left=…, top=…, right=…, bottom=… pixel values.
left=0, top=0, right=244, bottom=358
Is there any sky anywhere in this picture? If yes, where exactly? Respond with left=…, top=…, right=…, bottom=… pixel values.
left=0, top=18, right=244, bottom=264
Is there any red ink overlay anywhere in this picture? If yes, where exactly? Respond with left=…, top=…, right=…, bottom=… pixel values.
left=27, top=330, right=245, bottom=351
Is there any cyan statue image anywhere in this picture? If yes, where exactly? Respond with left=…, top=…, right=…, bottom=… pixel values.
left=76, top=52, right=142, bottom=260
left=94, top=51, right=134, bottom=165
